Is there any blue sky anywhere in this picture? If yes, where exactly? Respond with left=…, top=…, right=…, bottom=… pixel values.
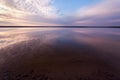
left=0, top=0, right=120, bottom=26
left=54, top=0, right=102, bottom=15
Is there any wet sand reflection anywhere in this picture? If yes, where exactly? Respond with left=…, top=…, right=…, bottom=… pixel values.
left=0, top=28, right=120, bottom=80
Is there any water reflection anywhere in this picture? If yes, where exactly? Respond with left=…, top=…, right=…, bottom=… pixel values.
left=0, top=28, right=120, bottom=59
left=0, top=28, right=120, bottom=80
left=0, top=28, right=59, bottom=49
left=72, top=28, right=120, bottom=54
left=0, top=28, right=29, bottom=49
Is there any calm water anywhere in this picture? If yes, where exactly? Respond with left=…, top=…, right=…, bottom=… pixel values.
left=0, top=28, right=120, bottom=80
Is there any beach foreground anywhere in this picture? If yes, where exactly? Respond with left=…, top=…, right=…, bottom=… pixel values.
left=0, top=28, right=120, bottom=80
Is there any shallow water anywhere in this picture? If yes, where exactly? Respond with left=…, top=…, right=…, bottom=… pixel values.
left=0, top=28, right=120, bottom=80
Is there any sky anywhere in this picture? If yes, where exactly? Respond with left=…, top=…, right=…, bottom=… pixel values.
left=0, top=0, right=120, bottom=26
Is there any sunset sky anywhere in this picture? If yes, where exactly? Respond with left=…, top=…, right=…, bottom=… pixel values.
left=0, top=0, right=120, bottom=26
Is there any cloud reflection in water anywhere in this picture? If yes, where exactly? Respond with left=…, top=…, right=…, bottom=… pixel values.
left=0, top=28, right=120, bottom=79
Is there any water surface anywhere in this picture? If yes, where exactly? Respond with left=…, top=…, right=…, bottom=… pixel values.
left=0, top=28, right=120, bottom=80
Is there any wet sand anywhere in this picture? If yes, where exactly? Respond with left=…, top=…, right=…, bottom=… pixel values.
left=0, top=28, right=120, bottom=80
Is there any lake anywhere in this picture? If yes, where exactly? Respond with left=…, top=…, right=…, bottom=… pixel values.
left=0, top=28, right=120, bottom=80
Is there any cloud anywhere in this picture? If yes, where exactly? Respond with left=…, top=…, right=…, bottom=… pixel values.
left=0, top=0, right=58, bottom=16
left=0, top=0, right=60, bottom=26
left=0, top=0, right=120, bottom=26
left=64, top=0, right=120, bottom=26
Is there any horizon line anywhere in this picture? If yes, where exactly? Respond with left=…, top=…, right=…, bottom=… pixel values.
left=0, top=26, right=120, bottom=28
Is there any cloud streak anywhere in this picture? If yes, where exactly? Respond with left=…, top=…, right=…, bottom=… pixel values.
left=65, top=0, right=120, bottom=26
left=0, top=0, right=120, bottom=26
left=0, top=0, right=60, bottom=26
